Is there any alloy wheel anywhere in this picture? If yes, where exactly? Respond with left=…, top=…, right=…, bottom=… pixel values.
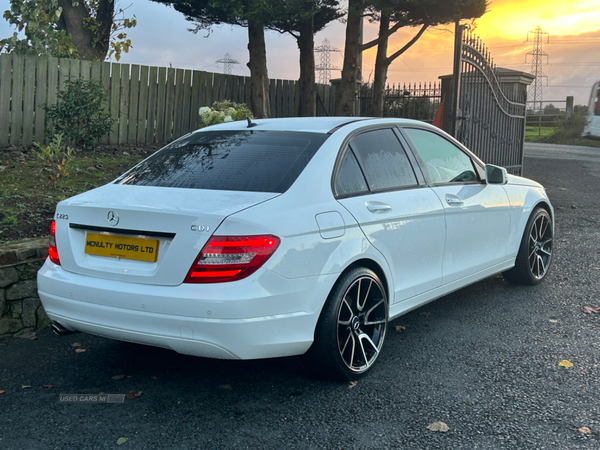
left=528, top=212, right=553, bottom=280
left=336, top=276, right=387, bottom=373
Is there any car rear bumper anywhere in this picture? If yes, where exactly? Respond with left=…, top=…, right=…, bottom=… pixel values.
left=37, top=259, right=335, bottom=360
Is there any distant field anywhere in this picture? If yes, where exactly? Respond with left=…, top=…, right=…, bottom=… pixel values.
left=525, top=126, right=554, bottom=136
left=523, top=127, right=600, bottom=147
left=524, top=126, right=554, bottom=142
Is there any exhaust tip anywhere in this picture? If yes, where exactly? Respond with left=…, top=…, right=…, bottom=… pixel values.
left=51, top=322, right=79, bottom=336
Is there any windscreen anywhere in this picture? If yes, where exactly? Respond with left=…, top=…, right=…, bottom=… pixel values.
left=116, top=130, right=329, bottom=193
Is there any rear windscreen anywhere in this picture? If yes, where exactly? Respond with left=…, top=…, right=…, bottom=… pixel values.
left=116, top=130, right=329, bottom=193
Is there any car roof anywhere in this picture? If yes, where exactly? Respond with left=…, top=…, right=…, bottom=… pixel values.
left=192, top=117, right=430, bottom=134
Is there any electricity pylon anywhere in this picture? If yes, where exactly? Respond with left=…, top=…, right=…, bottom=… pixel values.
left=315, top=39, right=342, bottom=85
left=526, top=26, right=549, bottom=111
left=215, top=53, right=240, bottom=75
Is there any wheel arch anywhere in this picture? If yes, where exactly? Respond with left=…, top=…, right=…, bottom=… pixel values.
left=505, top=184, right=554, bottom=258
left=534, top=200, right=554, bottom=222
left=311, top=256, right=392, bottom=332
left=338, top=258, right=391, bottom=309
left=529, top=199, right=555, bottom=237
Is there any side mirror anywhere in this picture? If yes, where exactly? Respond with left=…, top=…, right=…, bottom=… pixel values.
left=485, top=164, right=507, bottom=185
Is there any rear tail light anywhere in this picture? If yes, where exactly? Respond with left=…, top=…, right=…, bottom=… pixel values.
left=184, top=235, right=280, bottom=283
left=49, top=220, right=61, bottom=265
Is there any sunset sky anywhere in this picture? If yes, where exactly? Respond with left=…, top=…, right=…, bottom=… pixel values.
left=1, top=0, right=599, bottom=106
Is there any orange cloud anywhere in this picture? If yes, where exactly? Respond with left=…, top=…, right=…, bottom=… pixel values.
left=476, top=0, right=600, bottom=39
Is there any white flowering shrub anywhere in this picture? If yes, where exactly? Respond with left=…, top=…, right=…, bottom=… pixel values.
left=198, top=101, right=253, bottom=128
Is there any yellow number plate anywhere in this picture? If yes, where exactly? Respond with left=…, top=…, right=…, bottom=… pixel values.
left=85, top=233, right=159, bottom=262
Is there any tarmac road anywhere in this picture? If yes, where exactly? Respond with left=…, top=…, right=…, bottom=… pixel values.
left=523, top=142, right=600, bottom=163
left=1, top=143, right=599, bottom=450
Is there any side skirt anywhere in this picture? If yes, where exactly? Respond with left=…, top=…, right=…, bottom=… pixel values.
left=388, top=259, right=515, bottom=321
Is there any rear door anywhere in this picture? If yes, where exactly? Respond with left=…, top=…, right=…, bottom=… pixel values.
left=334, top=127, right=446, bottom=303
left=402, top=127, right=511, bottom=285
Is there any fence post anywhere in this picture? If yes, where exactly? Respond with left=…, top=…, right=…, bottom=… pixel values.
left=566, top=96, right=574, bottom=119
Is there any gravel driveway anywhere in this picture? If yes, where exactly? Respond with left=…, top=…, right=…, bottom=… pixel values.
left=1, top=142, right=599, bottom=449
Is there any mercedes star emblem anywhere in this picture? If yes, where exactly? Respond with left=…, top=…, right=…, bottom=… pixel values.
left=107, top=210, right=119, bottom=226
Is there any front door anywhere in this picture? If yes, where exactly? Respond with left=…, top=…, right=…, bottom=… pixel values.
left=402, top=127, right=511, bottom=285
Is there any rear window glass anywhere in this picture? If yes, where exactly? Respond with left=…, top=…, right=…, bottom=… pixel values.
left=116, top=130, right=329, bottom=193
left=349, top=128, right=417, bottom=191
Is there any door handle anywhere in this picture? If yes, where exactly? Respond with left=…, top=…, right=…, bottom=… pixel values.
left=445, top=194, right=464, bottom=206
left=366, top=202, right=392, bottom=213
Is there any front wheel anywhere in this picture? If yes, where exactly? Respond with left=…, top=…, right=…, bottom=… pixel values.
left=503, top=207, right=553, bottom=285
left=303, top=267, right=388, bottom=380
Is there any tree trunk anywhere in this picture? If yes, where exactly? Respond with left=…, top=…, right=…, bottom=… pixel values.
left=247, top=19, right=271, bottom=118
left=57, top=0, right=113, bottom=61
left=335, top=0, right=363, bottom=116
left=372, top=23, right=430, bottom=117
left=297, top=10, right=315, bottom=117
left=371, top=10, right=390, bottom=117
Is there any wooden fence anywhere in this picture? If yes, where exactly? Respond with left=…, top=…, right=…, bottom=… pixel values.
left=0, top=54, right=337, bottom=147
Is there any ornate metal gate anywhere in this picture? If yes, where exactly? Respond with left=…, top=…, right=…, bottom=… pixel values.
left=451, top=26, right=527, bottom=176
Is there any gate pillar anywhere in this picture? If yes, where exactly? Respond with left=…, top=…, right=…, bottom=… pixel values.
left=495, top=68, right=535, bottom=96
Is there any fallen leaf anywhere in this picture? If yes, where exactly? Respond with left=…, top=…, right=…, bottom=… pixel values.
left=582, top=306, right=600, bottom=314
left=112, top=375, right=126, bottom=380
left=555, top=206, right=563, bottom=210
left=126, top=391, right=143, bottom=399
left=42, top=384, right=55, bottom=389
left=151, top=377, right=158, bottom=380
left=219, top=384, right=233, bottom=391
left=420, top=312, right=431, bottom=317
left=127, top=376, right=133, bottom=379
left=427, top=421, right=450, bottom=432
left=574, top=427, right=592, bottom=435
left=594, top=267, right=600, bottom=270
left=395, top=325, right=406, bottom=332
left=21, top=385, right=31, bottom=388
left=116, top=437, right=129, bottom=445
left=549, top=319, right=558, bottom=323
left=558, top=360, right=573, bottom=368
left=75, top=349, right=86, bottom=353
left=559, top=188, right=567, bottom=191
left=16, top=332, right=37, bottom=340
left=0, top=390, right=5, bottom=394
left=348, top=381, right=358, bottom=389
left=71, top=343, right=82, bottom=347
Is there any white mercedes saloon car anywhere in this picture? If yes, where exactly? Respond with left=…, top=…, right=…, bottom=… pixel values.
left=38, top=117, right=553, bottom=380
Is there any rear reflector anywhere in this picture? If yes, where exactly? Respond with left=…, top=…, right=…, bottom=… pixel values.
left=184, top=235, right=280, bottom=283
left=49, top=220, right=61, bottom=265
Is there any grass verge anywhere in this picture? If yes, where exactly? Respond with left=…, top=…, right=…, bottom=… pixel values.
left=0, top=144, right=163, bottom=243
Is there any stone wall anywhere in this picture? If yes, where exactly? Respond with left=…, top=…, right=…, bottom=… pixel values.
left=0, top=237, right=52, bottom=335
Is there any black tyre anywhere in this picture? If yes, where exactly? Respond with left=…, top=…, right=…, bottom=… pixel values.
left=303, top=267, right=388, bottom=380
left=503, top=207, right=553, bottom=285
